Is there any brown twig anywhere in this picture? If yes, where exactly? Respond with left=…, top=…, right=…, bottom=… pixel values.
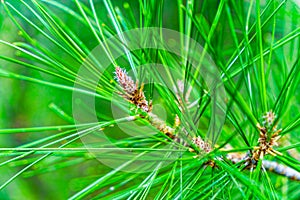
left=114, top=68, right=299, bottom=180
left=114, top=67, right=210, bottom=154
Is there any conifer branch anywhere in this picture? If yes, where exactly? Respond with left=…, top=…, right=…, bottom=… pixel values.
left=114, top=67, right=210, bottom=154
left=114, top=68, right=299, bottom=181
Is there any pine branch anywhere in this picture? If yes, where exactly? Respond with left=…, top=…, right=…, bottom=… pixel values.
left=115, top=70, right=300, bottom=181
left=114, top=67, right=211, bottom=155
left=226, top=111, right=300, bottom=181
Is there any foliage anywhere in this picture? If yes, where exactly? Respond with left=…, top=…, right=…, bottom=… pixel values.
left=0, top=0, right=299, bottom=199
